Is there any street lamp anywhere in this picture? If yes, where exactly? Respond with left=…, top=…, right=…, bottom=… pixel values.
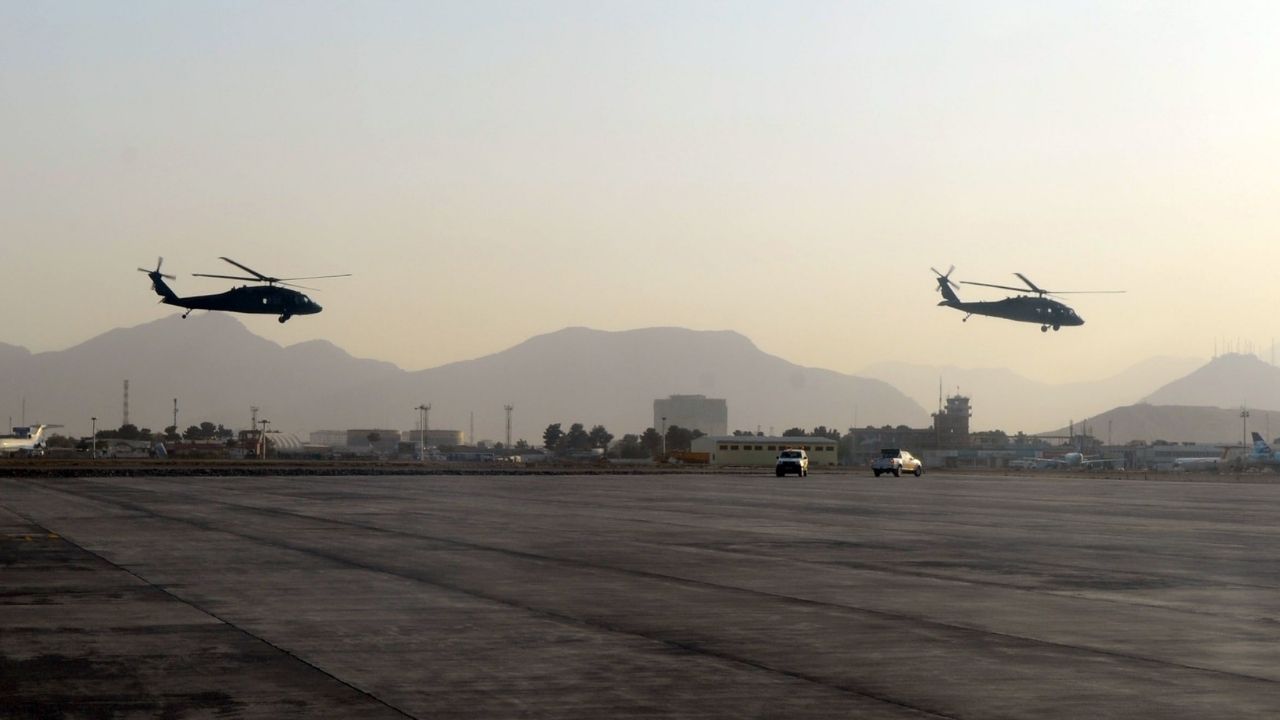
left=415, top=404, right=431, bottom=461
left=90, top=416, right=97, bottom=459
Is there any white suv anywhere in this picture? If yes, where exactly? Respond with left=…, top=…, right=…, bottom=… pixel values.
left=775, top=449, right=809, bottom=477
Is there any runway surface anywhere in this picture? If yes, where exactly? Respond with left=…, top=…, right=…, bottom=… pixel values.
left=5, top=471, right=1280, bottom=718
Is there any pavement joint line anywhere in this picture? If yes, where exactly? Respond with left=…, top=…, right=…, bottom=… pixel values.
left=27, top=476, right=1280, bottom=695
left=0, top=495, right=421, bottom=720
left=14, top=477, right=962, bottom=720
left=113, top=474, right=1280, bottom=616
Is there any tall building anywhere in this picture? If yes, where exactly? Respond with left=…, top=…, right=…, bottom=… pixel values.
left=653, top=394, right=728, bottom=436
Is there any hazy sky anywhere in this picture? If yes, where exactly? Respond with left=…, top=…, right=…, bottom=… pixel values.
left=5, top=1, right=1279, bottom=384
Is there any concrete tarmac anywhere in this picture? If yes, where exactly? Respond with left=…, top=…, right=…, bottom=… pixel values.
left=5, top=471, right=1280, bottom=718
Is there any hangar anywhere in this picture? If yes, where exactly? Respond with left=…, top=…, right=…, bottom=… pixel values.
left=692, top=435, right=838, bottom=467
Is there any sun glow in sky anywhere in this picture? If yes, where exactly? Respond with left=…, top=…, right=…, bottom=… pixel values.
left=4, top=2, right=1280, bottom=382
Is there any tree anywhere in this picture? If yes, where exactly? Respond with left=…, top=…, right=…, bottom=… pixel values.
left=690, top=429, right=705, bottom=441
left=163, top=425, right=180, bottom=442
left=182, top=425, right=202, bottom=441
left=615, top=434, right=648, bottom=459
left=640, top=428, right=663, bottom=458
left=588, top=425, right=614, bottom=450
left=543, top=423, right=564, bottom=451
left=782, top=427, right=807, bottom=437
left=561, top=423, right=591, bottom=452
left=811, top=426, right=840, bottom=441
left=665, top=425, right=694, bottom=453
left=514, top=439, right=530, bottom=451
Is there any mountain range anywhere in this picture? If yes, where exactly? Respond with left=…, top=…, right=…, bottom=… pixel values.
left=860, top=357, right=1204, bottom=434
left=0, top=315, right=927, bottom=441
left=5, top=317, right=1279, bottom=445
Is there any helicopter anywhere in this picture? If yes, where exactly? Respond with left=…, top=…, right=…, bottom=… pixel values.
left=932, top=266, right=1123, bottom=332
left=139, top=257, right=350, bottom=323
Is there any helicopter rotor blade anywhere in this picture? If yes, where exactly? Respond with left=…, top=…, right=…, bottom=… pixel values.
left=1013, top=273, right=1046, bottom=294
left=1044, top=290, right=1126, bottom=295
left=192, top=273, right=260, bottom=282
left=960, top=280, right=1031, bottom=293
left=274, top=273, right=352, bottom=282
left=278, top=281, right=321, bottom=291
left=218, top=257, right=273, bottom=282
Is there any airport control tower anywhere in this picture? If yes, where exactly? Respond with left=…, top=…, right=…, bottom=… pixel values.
left=932, top=394, right=971, bottom=449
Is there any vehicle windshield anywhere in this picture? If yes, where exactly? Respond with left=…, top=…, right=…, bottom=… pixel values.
left=880, top=449, right=901, bottom=458
left=780, top=450, right=802, bottom=459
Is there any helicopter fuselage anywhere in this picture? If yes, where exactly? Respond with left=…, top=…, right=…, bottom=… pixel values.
left=940, top=295, right=1083, bottom=330
left=147, top=272, right=321, bottom=322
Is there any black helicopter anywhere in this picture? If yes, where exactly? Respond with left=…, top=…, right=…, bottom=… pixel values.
left=139, top=257, right=349, bottom=323
left=932, top=266, right=1123, bottom=332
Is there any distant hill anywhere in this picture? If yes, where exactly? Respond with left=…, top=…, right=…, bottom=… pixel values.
left=1143, top=353, right=1280, bottom=410
left=1039, top=404, right=1280, bottom=446
left=861, top=356, right=1202, bottom=433
left=0, top=317, right=927, bottom=441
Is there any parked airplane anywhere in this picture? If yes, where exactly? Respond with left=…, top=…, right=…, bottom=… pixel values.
left=1043, top=451, right=1119, bottom=469
left=0, top=425, right=58, bottom=456
left=1171, top=452, right=1227, bottom=471
left=1244, top=432, right=1280, bottom=470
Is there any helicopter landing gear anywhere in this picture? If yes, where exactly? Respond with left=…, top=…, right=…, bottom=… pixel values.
left=182, top=309, right=193, bottom=319
left=963, top=314, right=972, bottom=322
left=1040, top=325, right=1048, bottom=332
left=1052, top=324, right=1061, bottom=331
left=278, top=313, right=292, bottom=324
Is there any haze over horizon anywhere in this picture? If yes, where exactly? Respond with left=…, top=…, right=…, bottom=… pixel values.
left=6, top=3, right=1280, bottom=385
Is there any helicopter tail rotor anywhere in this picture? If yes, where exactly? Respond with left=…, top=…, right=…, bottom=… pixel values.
left=931, top=265, right=961, bottom=304
left=137, top=257, right=179, bottom=302
left=136, top=257, right=176, bottom=281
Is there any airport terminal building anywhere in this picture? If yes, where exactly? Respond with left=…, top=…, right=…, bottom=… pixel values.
left=692, top=435, right=839, bottom=467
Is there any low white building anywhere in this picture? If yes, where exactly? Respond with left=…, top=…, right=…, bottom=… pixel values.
left=692, top=435, right=838, bottom=467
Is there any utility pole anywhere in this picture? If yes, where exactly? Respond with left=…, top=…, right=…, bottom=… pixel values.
left=661, top=416, right=667, bottom=457
left=504, top=405, right=513, bottom=449
left=122, top=380, right=130, bottom=427
left=469, top=412, right=474, bottom=447
left=91, top=416, right=97, bottom=459
left=251, top=406, right=259, bottom=433
left=1242, top=406, right=1250, bottom=451
left=172, top=399, right=178, bottom=437
left=415, top=404, right=431, bottom=460
left=258, top=419, right=271, bottom=459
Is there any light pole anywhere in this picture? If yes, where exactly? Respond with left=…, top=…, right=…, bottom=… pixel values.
left=661, top=416, right=667, bottom=457
left=1242, top=407, right=1250, bottom=453
left=90, top=416, right=97, bottom=459
left=258, top=419, right=270, bottom=459
left=415, top=404, right=431, bottom=461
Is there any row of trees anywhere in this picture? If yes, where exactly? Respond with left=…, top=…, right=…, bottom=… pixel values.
left=541, top=423, right=710, bottom=458
left=43, top=422, right=242, bottom=447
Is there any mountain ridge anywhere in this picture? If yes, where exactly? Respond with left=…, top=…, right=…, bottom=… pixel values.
left=0, top=316, right=927, bottom=440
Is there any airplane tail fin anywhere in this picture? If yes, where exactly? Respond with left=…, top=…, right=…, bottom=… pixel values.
left=138, top=257, right=178, bottom=303
left=1252, top=431, right=1273, bottom=455
left=932, top=265, right=960, bottom=304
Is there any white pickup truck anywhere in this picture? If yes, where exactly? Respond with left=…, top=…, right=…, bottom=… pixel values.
left=872, top=448, right=923, bottom=477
